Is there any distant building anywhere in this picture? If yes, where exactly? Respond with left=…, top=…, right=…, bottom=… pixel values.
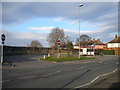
left=73, top=39, right=106, bottom=55
left=107, top=35, right=120, bottom=55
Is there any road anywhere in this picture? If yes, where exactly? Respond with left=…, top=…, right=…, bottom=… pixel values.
left=2, top=55, right=119, bottom=89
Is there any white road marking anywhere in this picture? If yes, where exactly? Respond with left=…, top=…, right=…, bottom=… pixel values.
left=1, top=66, right=86, bottom=83
left=64, top=66, right=86, bottom=71
left=2, top=61, right=117, bottom=85
left=74, top=69, right=118, bottom=88
left=1, top=70, right=63, bottom=83
left=116, top=62, right=119, bottom=64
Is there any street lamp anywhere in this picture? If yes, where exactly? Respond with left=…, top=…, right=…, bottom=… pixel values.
left=78, top=4, right=83, bottom=59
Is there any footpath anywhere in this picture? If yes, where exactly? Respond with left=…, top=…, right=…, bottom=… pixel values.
left=85, top=69, right=120, bottom=89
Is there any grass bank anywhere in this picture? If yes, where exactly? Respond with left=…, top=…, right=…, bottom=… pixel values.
left=42, top=56, right=94, bottom=62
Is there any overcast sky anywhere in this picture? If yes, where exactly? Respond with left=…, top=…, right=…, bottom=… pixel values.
left=0, top=1, right=119, bottom=47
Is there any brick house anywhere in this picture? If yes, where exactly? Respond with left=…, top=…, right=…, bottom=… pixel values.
left=73, top=39, right=106, bottom=55
left=107, top=35, right=120, bottom=55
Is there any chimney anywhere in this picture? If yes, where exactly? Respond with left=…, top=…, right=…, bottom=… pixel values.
left=93, top=38, right=95, bottom=40
left=115, top=35, right=117, bottom=39
left=98, top=39, right=100, bottom=42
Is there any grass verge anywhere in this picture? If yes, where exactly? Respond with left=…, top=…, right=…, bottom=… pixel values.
left=42, top=56, right=94, bottom=62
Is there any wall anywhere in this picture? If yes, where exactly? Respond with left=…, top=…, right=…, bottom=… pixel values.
left=115, top=48, right=120, bottom=55
left=107, top=43, right=120, bottom=48
left=107, top=43, right=120, bottom=55
left=95, top=45, right=107, bottom=49
left=3, top=46, right=51, bottom=55
left=73, top=46, right=79, bottom=49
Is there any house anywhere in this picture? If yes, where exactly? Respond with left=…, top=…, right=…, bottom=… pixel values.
left=73, top=39, right=106, bottom=55
left=107, top=35, right=120, bottom=55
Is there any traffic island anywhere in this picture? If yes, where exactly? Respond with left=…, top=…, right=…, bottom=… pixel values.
left=41, top=56, right=94, bottom=62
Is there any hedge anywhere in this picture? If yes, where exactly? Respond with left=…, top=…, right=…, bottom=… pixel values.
left=103, top=50, right=115, bottom=55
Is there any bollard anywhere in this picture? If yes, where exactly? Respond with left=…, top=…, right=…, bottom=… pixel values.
left=43, top=55, right=46, bottom=59
left=48, top=53, right=50, bottom=57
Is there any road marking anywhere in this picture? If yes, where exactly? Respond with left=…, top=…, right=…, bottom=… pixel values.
left=64, top=66, right=86, bottom=71
left=116, top=62, right=119, bottom=64
left=99, top=61, right=102, bottom=63
left=1, top=66, right=87, bottom=84
left=61, top=69, right=91, bottom=88
left=1, top=70, right=63, bottom=83
left=74, top=68, right=118, bottom=89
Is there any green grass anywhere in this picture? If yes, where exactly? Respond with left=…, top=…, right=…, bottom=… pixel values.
left=42, top=56, right=94, bottom=62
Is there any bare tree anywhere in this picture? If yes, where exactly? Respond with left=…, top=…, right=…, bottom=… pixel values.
left=47, top=27, right=65, bottom=48
left=64, top=36, right=73, bottom=50
left=76, top=38, right=79, bottom=43
left=76, top=34, right=91, bottom=43
left=80, top=34, right=91, bottom=41
left=30, top=40, right=43, bottom=47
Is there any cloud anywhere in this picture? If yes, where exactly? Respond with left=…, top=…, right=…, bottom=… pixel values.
left=28, top=25, right=118, bottom=38
left=29, top=27, right=54, bottom=31
left=2, top=2, right=118, bottom=46
left=2, top=24, right=117, bottom=46
left=28, top=26, right=95, bottom=34
left=3, top=29, right=48, bottom=46
left=68, top=20, right=79, bottom=25
left=52, top=17, right=65, bottom=22
left=15, top=33, right=46, bottom=40
left=2, top=2, right=117, bottom=25
left=2, top=2, right=118, bottom=34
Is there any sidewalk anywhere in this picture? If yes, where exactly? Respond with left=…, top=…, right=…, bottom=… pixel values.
left=86, top=69, right=120, bottom=89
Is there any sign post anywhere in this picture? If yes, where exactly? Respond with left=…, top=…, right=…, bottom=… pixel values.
left=1, top=33, right=5, bottom=64
left=57, top=39, right=60, bottom=59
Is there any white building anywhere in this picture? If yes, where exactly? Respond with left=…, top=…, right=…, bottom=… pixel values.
left=107, top=35, right=120, bottom=55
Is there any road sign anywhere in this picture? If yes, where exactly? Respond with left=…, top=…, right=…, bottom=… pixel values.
left=2, top=41, right=4, bottom=44
left=57, top=40, right=60, bottom=46
left=1, top=33, right=5, bottom=41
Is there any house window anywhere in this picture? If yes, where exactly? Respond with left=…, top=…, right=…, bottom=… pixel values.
left=80, top=49, right=83, bottom=52
left=87, top=49, right=94, bottom=52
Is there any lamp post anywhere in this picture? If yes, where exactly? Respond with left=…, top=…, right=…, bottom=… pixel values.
left=93, top=43, right=96, bottom=58
left=78, top=4, right=83, bottom=59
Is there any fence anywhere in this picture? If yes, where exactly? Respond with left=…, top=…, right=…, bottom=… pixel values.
left=1, top=46, right=116, bottom=56
left=3, top=46, right=51, bottom=55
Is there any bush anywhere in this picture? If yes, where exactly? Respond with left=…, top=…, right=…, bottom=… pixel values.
left=103, top=50, right=115, bottom=55
left=43, top=56, right=94, bottom=62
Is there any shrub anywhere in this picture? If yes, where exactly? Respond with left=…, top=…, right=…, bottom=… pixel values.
left=103, top=50, right=115, bottom=55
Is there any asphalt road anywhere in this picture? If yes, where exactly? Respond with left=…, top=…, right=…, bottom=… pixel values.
left=3, top=54, right=44, bottom=63
left=2, top=55, right=119, bottom=89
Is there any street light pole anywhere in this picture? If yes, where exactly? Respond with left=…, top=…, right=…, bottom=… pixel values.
left=78, top=4, right=83, bottom=59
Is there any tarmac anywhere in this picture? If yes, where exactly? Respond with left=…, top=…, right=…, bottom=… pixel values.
left=1, top=55, right=120, bottom=89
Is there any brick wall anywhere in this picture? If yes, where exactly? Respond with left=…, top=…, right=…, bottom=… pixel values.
left=106, top=47, right=120, bottom=55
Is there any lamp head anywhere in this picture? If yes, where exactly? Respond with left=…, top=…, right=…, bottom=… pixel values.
left=79, top=4, right=83, bottom=7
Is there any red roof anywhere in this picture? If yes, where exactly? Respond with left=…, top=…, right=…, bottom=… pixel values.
left=74, top=39, right=105, bottom=46
left=108, top=36, right=120, bottom=43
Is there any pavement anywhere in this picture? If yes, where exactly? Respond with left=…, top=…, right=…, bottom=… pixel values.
left=77, top=69, right=120, bottom=89
left=1, top=55, right=119, bottom=89
left=87, top=69, right=120, bottom=89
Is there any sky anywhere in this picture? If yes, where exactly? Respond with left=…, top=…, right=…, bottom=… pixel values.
left=0, top=0, right=119, bottom=47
